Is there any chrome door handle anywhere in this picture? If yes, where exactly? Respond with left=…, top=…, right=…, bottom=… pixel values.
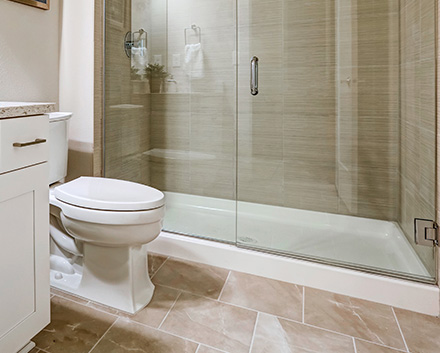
left=13, top=138, right=47, bottom=148
left=250, top=56, right=259, bottom=96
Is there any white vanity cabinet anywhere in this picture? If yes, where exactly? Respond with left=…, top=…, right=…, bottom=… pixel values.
left=0, top=111, right=50, bottom=353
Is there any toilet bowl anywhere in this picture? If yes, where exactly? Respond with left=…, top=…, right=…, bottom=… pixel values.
left=49, top=176, right=165, bottom=314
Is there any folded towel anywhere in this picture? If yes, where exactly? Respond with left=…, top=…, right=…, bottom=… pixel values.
left=184, top=43, right=204, bottom=79
left=131, top=47, right=148, bottom=74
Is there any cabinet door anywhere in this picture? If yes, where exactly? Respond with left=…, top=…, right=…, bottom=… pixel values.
left=0, top=163, right=49, bottom=353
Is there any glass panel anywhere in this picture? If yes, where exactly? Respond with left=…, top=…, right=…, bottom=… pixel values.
left=104, top=0, right=237, bottom=243
left=104, top=0, right=437, bottom=282
left=236, top=0, right=437, bottom=282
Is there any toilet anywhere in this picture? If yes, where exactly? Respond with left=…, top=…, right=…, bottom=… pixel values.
left=47, top=112, right=165, bottom=314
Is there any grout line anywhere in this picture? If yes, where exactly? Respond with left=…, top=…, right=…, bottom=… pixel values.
left=52, top=294, right=90, bottom=307
left=36, top=348, right=50, bottom=353
left=155, top=283, right=242, bottom=307
left=194, top=345, right=229, bottom=353
left=352, top=337, right=358, bottom=353
left=158, top=291, right=182, bottom=329
left=52, top=294, right=122, bottom=318
left=248, top=312, right=260, bottom=353
left=195, top=344, right=201, bottom=353
left=392, top=307, right=410, bottom=352
left=87, top=317, right=118, bottom=353
left=344, top=337, right=407, bottom=353
left=302, top=286, right=305, bottom=323
left=150, top=256, right=169, bottom=280
left=126, top=317, right=206, bottom=348
left=217, top=271, right=231, bottom=300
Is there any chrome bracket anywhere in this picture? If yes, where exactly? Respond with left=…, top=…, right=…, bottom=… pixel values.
left=414, top=218, right=439, bottom=247
left=124, top=31, right=134, bottom=58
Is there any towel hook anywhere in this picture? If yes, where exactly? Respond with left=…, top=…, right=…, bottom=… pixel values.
left=184, top=24, right=201, bottom=45
left=124, top=28, right=148, bottom=58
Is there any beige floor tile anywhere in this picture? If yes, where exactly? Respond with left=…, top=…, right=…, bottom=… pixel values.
left=394, top=308, right=440, bottom=353
left=90, top=318, right=198, bottom=353
left=29, top=348, right=40, bottom=353
left=161, top=292, right=257, bottom=353
left=121, top=284, right=181, bottom=328
left=152, top=258, right=229, bottom=299
left=197, top=346, right=228, bottom=353
left=251, top=313, right=355, bottom=353
left=148, top=253, right=168, bottom=277
left=220, top=271, right=303, bottom=320
left=355, top=340, right=404, bottom=353
left=33, top=296, right=116, bottom=353
left=50, top=287, right=89, bottom=305
left=304, top=288, right=405, bottom=350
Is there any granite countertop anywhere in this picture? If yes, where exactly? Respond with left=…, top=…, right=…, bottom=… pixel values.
left=0, top=102, right=56, bottom=119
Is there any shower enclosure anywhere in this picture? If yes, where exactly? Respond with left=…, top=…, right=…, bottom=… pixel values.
left=104, top=0, right=438, bottom=283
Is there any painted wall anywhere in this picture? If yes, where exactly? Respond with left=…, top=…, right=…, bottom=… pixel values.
left=59, top=0, right=95, bottom=179
left=0, top=0, right=60, bottom=104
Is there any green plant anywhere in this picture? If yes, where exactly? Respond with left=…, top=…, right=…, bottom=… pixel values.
left=130, top=66, right=142, bottom=80
left=145, top=63, right=170, bottom=79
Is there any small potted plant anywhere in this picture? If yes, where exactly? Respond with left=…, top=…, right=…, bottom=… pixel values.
left=145, top=63, right=170, bottom=93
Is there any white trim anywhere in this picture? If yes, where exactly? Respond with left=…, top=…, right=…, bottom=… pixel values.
left=148, top=232, right=440, bottom=316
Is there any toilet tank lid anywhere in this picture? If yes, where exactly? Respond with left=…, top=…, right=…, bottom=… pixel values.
left=54, top=177, right=165, bottom=211
left=48, top=112, right=72, bottom=122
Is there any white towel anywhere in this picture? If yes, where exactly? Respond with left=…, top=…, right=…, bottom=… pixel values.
left=131, top=47, right=148, bottom=75
left=184, top=43, right=204, bottom=79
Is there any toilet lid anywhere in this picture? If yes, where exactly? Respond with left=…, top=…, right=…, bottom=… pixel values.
left=54, top=177, right=165, bottom=211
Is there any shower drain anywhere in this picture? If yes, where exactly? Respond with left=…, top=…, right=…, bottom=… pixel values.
left=238, top=236, right=258, bottom=244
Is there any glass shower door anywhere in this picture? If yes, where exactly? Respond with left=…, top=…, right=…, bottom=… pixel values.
left=236, top=0, right=437, bottom=282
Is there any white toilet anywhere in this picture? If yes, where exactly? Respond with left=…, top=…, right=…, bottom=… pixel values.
left=47, top=112, right=165, bottom=314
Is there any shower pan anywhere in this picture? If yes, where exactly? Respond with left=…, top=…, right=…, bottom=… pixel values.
left=103, top=0, right=438, bottom=285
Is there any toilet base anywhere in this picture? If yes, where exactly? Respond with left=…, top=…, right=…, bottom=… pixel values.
left=50, top=243, right=155, bottom=314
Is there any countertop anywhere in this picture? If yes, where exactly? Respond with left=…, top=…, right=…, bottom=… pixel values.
left=0, top=102, right=56, bottom=119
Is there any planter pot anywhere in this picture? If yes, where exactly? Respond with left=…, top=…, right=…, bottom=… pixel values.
left=149, top=78, right=163, bottom=93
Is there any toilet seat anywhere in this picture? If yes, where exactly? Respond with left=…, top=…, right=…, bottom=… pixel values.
left=54, top=198, right=165, bottom=225
left=54, top=176, right=165, bottom=211
left=50, top=177, right=165, bottom=225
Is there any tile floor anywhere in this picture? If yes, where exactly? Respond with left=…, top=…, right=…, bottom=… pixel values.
left=31, top=254, right=440, bottom=353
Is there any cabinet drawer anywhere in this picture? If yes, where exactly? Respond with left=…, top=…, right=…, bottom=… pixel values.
left=0, top=115, right=49, bottom=174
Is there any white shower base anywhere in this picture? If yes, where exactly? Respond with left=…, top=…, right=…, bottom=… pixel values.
left=163, top=192, right=431, bottom=279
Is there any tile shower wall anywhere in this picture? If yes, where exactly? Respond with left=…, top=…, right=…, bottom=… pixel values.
left=148, top=0, right=237, bottom=200
left=237, top=0, right=399, bottom=220
left=104, top=0, right=153, bottom=185
left=399, top=0, right=437, bottom=276
left=147, top=0, right=401, bottom=220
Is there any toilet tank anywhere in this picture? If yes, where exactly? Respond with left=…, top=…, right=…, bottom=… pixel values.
left=48, top=112, right=72, bottom=184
